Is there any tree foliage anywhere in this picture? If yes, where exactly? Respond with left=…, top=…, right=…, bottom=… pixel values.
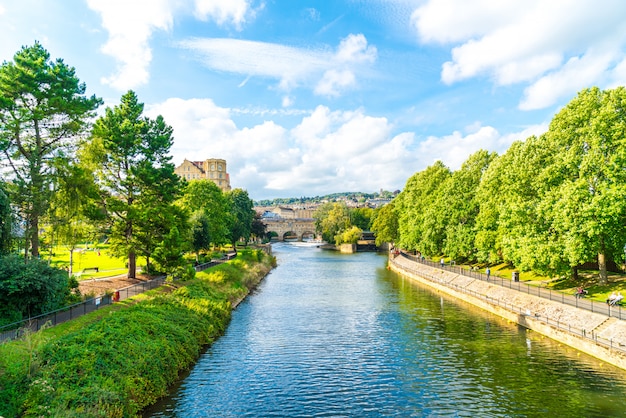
left=313, top=202, right=351, bottom=243
left=86, top=91, right=183, bottom=278
left=336, top=225, right=362, bottom=245
left=226, top=188, right=255, bottom=247
left=394, top=87, right=626, bottom=282
left=0, top=182, right=12, bottom=255
left=0, top=254, right=77, bottom=326
left=0, top=42, right=101, bottom=258
left=179, top=180, right=229, bottom=247
left=371, top=202, right=398, bottom=246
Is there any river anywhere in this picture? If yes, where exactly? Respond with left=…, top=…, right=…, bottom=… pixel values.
left=145, top=243, right=626, bottom=417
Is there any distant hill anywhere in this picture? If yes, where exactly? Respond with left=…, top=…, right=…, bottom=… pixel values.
left=255, top=190, right=399, bottom=206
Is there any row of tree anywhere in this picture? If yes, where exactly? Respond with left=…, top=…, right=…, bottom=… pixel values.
left=312, top=202, right=374, bottom=245
left=372, top=87, right=626, bottom=284
left=0, top=43, right=260, bottom=281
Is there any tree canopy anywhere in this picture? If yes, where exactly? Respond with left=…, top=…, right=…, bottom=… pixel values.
left=86, top=90, right=184, bottom=278
left=393, top=87, right=626, bottom=282
left=0, top=42, right=101, bottom=257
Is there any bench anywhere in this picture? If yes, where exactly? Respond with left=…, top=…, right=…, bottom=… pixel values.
left=82, top=267, right=99, bottom=273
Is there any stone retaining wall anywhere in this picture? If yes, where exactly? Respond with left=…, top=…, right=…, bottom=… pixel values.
left=389, top=254, right=626, bottom=371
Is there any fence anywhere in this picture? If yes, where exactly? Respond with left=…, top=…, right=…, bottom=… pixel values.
left=0, top=275, right=167, bottom=344
left=0, top=253, right=238, bottom=344
left=391, top=252, right=626, bottom=355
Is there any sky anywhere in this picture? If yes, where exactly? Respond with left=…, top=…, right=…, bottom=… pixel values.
left=1, top=0, right=626, bottom=201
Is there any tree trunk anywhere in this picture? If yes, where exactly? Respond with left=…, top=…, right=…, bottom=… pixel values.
left=69, top=249, right=74, bottom=276
left=598, top=251, right=608, bottom=285
left=128, top=251, right=136, bottom=279
left=31, top=217, right=39, bottom=258
left=571, top=266, right=579, bottom=281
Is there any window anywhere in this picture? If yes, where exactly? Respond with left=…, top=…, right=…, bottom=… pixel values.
left=211, top=164, right=215, bottom=170
left=218, top=164, right=222, bottom=171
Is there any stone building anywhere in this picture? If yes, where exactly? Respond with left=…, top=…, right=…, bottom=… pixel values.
left=174, top=158, right=231, bottom=191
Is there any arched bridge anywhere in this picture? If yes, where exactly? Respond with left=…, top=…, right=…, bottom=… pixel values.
left=262, top=218, right=317, bottom=241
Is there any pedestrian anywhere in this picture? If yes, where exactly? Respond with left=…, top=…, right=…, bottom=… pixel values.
left=486, top=267, right=491, bottom=280
left=440, top=258, right=445, bottom=268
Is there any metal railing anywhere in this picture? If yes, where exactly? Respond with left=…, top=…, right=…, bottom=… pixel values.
left=0, top=275, right=166, bottom=343
left=390, top=252, right=626, bottom=355
left=398, top=253, right=625, bottom=319
left=0, top=253, right=238, bottom=344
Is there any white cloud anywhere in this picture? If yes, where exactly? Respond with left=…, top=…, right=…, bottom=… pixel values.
left=87, top=0, right=255, bottom=91
left=417, top=122, right=548, bottom=170
left=335, top=33, right=377, bottom=64
left=179, top=33, right=377, bottom=99
left=303, top=7, right=320, bottom=21
left=146, top=96, right=551, bottom=199
left=519, top=50, right=615, bottom=110
left=315, top=70, right=356, bottom=97
left=412, top=0, right=626, bottom=110
left=87, top=0, right=174, bottom=90
left=282, top=95, right=294, bottom=107
left=194, top=0, right=252, bottom=29
left=146, top=99, right=415, bottom=198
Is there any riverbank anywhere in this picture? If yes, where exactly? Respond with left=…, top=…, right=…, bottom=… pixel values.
left=389, top=253, right=626, bottom=371
left=0, top=249, right=275, bottom=418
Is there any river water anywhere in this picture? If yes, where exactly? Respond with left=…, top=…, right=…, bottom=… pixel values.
left=145, top=243, right=626, bottom=417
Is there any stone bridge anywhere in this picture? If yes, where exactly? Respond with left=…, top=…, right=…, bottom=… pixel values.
left=262, top=218, right=317, bottom=241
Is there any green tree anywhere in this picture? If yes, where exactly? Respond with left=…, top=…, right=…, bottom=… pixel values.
left=0, top=254, right=77, bottom=326
left=86, top=91, right=182, bottom=279
left=371, top=202, right=398, bottom=247
left=0, top=182, right=12, bottom=254
left=313, top=202, right=351, bottom=243
left=226, top=188, right=255, bottom=248
left=350, top=207, right=374, bottom=230
left=395, top=161, right=451, bottom=254
left=47, top=160, right=101, bottom=275
left=152, top=225, right=190, bottom=278
left=336, top=225, right=362, bottom=245
left=179, top=180, right=229, bottom=247
left=0, top=42, right=101, bottom=258
left=541, top=87, right=626, bottom=283
left=439, top=150, right=497, bottom=261
left=190, top=211, right=211, bottom=262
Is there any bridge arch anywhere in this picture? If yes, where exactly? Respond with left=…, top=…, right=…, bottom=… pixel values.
left=262, top=218, right=317, bottom=242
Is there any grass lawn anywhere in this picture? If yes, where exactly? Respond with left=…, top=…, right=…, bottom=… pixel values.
left=435, top=256, right=626, bottom=304
left=43, top=244, right=142, bottom=280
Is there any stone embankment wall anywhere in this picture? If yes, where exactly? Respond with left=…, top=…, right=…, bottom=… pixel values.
left=389, top=254, right=626, bottom=371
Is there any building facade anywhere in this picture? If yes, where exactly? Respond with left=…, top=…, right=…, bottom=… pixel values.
left=174, top=158, right=232, bottom=191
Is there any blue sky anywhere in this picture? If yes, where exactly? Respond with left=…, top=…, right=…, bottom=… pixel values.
left=2, top=0, right=626, bottom=200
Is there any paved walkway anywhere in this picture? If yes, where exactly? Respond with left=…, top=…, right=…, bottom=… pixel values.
left=398, top=252, right=626, bottom=320
left=390, top=252, right=626, bottom=369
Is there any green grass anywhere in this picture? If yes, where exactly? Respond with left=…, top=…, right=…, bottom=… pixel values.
left=0, top=249, right=275, bottom=418
left=452, top=258, right=626, bottom=304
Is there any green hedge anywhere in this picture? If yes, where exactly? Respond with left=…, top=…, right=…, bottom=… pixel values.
left=0, top=249, right=275, bottom=417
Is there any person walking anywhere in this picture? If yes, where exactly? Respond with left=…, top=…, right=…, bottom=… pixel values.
left=440, top=258, right=445, bottom=268
left=486, top=267, right=491, bottom=280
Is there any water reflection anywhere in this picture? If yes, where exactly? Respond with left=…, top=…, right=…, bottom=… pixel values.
left=145, top=243, right=626, bottom=417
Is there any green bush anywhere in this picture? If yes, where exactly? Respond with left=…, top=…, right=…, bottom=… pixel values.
left=0, top=249, right=274, bottom=418
left=0, top=255, right=77, bottom=327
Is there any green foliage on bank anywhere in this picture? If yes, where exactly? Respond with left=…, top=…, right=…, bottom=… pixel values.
left=0, top=255, right=80, bottom=327
left=0, top=249, right=275, bottom=418
left=393, top=87, right=626, bottom=284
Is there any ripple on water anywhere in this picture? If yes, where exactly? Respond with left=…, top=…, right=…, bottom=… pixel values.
left=146, top=245, right=626, bottom=418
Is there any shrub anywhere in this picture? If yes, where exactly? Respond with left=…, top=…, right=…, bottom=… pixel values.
left=0, top=255, right=74, bottom=327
